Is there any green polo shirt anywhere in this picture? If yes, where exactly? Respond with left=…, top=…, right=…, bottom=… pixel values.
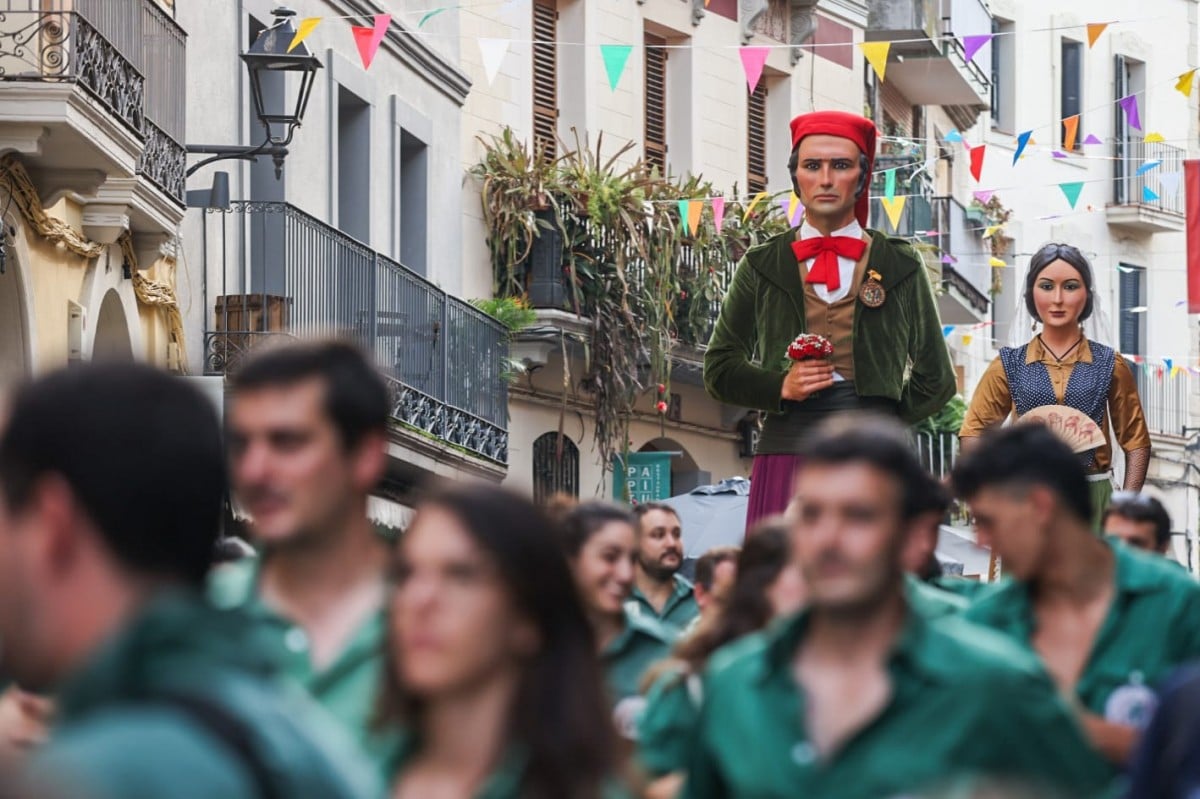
left=638, top=664, right=699, bottom=777
left=628, top=574, right=699, bottom=632
left=28, top=591, right=379, bottom=799
left=966, top=539, right=1200, bottom=777
left=207, top=558, right=393, bottom=769
left=684, top=607, right=1111, bottom=799
left=906, top=574, right=969, bottom=619
left=604, top=608, right=673, bottom=740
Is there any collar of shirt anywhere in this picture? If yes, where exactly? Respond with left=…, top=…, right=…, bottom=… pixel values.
left=797, top=219, right=864, bottom=302
left=1025, top=336, right=1094, bottom=365
left=630, top=573, right=694, bottom=612
left=604, top=606, right=674, bottom=659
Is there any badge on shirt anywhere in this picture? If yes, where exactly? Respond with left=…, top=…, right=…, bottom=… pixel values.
left=859, top=269, right=886, bottom=308
left=1104, top=672, right=1158, bottom=728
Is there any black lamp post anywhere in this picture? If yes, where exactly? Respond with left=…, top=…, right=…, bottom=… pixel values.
left=186, top=7, right=322, bottom=180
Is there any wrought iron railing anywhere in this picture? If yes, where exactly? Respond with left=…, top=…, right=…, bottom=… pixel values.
left=135, top=0, right=185, bottom=204
left=1135, top=364, right=1189, bottom=437
left=1113, top=139, right=1184, bottom=216
left=204, top=202, right=509, bottom=464
left=931, top=195, right=993, bottom=308
left=916, top=431, right=959, bottom=479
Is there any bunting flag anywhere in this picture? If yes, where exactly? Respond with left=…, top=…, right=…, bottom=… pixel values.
left=288, top=17, right=321, bottom=52
left=1063, top=115, right=1080, bottom=151
left=780, top=194, right=803, bottom=226
left=601, top=44, right=633, bottom=91
left=678, top=199, right=690, bottom=234
left=712, top=197, right=726, bottom=231
left=884, top=169, right=897, bottom=200
left=1177, top=69, right=1197, bottom=98
left=739, top=46, right=770, bottom=93
left=1052, top=151, right=1069, bottom=158
left=1144, top=186, right=1160, bottom=202
left=941, top=254, right=958, bottom=264
left=744, top=191, right=767, bottom=220
left=1160, top=171, right=1182, bottom=196
left=1173, top=365, right=1184, bottom=378
left=859, top=41, right=891, bottom=81
left=943, top=325, right=954, bottom=338
left=1119, top=95, right=1142, bottom=131
left=687, top=200, right=703, bottom=234
left=880, top=196, right=906, bottom=232
left=1083, top=133, right=1103, bottom=145
left=1059, top=182, right=1084, bottom=208
left=983, top=224, right=1001, bottom=238
left=418, top=8, right=448, bottom=27
left=1086, top=22, right=1109, bottom=48
left=1144, top=133, right=1165, bottom=144
left=945, top=129, right=963, bottom=143
left=351, top=14, right=391, bottom=70
left=961, top=34, right=992, bottom=64
left=1012, top=131, right=1032, bottom=165
left=1188, top=160, right=1200, bottom=312
left=961, top=334, right=974, bottom=346
left=989, top=257, right=1006, bottom=268
left=973, top=190, right=993, bottom=204
left=478, top=38, right=510, bottom=86
left=1136, top=160, right=1162, bottom=176
left=969, top=145, right=986, bottom=182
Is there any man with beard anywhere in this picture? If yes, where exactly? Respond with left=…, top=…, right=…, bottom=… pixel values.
left=209, top=340, right=395, bottom=773
left=628, top=503, right=699, bottom=633
left=684, top=415, right=1109, bottom=799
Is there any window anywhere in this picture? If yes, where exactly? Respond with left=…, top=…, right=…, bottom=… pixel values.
left=338, top=86, right=371, bottom=242
left=1113, top=54, right=1146, bottom=206
left=532, top=0, right=558, bottom=158
left=533, top=432, right=579, bottom=502
left=747, top=82, right=767, bottom=194
left=1060, top=39, right=1082, bottom=150
left=399, top=130, right=427, bottom=276
left=644, top=32, right=668, bottom=176
left=990, top=18, right=1015, bottom=132
left=1119, top=265, right=1146, bottom=355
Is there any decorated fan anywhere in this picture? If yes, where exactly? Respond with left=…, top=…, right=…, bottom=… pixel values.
left=1017, top=405, right=1105, bottom=454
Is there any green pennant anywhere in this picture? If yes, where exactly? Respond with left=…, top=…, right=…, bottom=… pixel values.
left=677, top=199, right=690, bottom=234
left=601, top=44, right=633, bottom=91
left=884, top=168, right=896, bottom=200
left=1059, top=181, right=1084, bottom=209
left=418, top=7, right=447, bottom=27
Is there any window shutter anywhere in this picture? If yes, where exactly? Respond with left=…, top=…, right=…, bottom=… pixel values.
left=532, top=0, right=558, bottom=159
left=1060, top=40, right=1082, bottom=150
left=747, top=82, right=768, bottom=194
left=644, top=32, right=668, bottom=175
left=1119, top=265, right=1142, bottom=355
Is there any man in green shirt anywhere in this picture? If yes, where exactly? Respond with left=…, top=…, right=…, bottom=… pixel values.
left=627, top=503, right=698, bottom=632
left=685, top=416, right=1109, bottom=799
left=210, top=341, right=395, bottom=769
left=954, top=424, right=1200, bottom=777
left=0, top=363, right=376, bottom=798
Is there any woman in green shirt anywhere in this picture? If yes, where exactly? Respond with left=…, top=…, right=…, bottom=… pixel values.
left=381, top=484, right=616, bottom=799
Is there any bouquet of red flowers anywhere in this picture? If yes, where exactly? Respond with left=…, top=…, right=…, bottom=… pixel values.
left=786, top=333, right=834, bottom=363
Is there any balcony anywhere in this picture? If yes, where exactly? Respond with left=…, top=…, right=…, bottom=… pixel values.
left=1107, top=139, right=1185, bottom=233
left=0, top=0, right=185, bottom=230
left=1135, top=365, right=1188, bottom=437
left=204, top=202, right=509, bottom=465
left=869, top=159, right=934, bottom=237
left=866, top=0, right=992, bottom=129
left=930, top=195, right=991, bottom=324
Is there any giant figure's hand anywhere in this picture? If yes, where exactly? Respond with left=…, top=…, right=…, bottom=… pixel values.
left=781, top=360, right=835, bottom=402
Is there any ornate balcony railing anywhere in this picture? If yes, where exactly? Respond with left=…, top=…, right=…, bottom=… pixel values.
left=1135, top=364, right=1189, bottom=437
left=204, top=202, right=509, bottom=464
left=1114, top=139, right=1185, bottom=216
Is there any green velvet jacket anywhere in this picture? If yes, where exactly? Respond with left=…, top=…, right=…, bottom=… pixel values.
left=703, top=228, right=956, bottom=423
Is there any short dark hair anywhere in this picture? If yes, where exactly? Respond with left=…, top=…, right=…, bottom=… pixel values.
left=0, top=363, right=226, bottom=587
left=798, top=414, right=936, bottom=521
left=230, top=339, right=389, bottom=450
left=632, top=501, right=679, bottom=526
left=952, top=424, right=1092, bottom=525
left=1024, top=243, right=1095, bottom=322
left=559, top=501, right=636, bottom=558
left=694, top=546, right=740, bottom=591
left=1104, top=492, right=1172, bottom=549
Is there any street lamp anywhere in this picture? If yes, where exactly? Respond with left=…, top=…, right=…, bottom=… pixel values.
left=186, top=7, right=323, bottom=180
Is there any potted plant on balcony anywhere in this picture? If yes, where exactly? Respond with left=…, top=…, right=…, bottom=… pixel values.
left=970, top=194, right=1013, bottom=295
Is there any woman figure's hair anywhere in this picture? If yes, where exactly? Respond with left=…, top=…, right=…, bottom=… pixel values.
left=1024, top=242, right=1095, bottom=322
left=559, top=500, right=637, bottom=558
left=379, top=484, right=613, bottom=799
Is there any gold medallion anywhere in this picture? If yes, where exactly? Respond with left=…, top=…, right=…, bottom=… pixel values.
left=859, top=269, right=886, bottom=308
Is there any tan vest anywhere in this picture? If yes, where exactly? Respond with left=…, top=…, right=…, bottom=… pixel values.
left=800, top=239, right=870, bottom=381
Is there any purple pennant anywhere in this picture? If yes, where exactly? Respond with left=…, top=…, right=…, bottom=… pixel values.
left=1119, top=95, right=1142, bottom=131
left=1083, top=133, right=1103, bottom=145
left=1051, top=151, right=1069, bottom=158
left=973, top=190, right=993, bottom=203
left=961, top=34, right=993, bottom=64
left=941, top=254, right=958, bottom=264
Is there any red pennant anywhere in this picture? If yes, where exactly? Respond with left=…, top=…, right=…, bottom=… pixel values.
left=352, top=14, right=391, bottom=70
left=969, top=145, right=986, bottom=182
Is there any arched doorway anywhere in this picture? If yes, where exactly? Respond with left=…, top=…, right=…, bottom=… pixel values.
left=0, top=242, right=30, bottom=387
left=638, top=437, right=707, bottom=496
left=92, top=289, right=133, bottom=361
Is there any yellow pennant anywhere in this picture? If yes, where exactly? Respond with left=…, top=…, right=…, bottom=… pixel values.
left=989, top=257, right=1006, bottom=268
left=744, top=191, right=768, bottom=220
left=1177, top=69, right=1197, bottom=98
left=289, top=17, right=321, bottom=53
left=859, top=41, right=891, bottom=81
left=880, top=196, right=906, bottom=232
left=961, top=334, right=974, bottom=346
left=787, top=192, right=803, bottom=222
left=1172, top=365, right=1183, bottom=378
left=983, top=224, right=1001, bottom=238
left=1144, top=132, right=1165, bottom=143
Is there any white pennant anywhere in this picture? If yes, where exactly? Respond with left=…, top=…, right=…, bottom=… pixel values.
left=478, top=38, right=510, bottom=86
left=1158, top=171, right=1182, bottom=197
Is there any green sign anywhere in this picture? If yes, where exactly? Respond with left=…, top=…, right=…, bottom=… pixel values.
left=613, top=452, right=673, bottom=503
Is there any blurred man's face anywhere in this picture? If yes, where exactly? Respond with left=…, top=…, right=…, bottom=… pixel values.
left=636, top=509, right=683, bottom=582
left=228, top=378, right=379, bottom=550
left=792, top=462, right=907, bottom=615
left=1104, top=513, right=1164, bottom=553
left=964, top=486, right=1050, bottom=580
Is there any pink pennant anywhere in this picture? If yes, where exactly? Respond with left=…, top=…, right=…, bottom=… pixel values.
left=352, top=14, right=391, bottom=70
left=739, top=47, right=770, bottom=93
left=712, top=197, right=726, bottom=232
left=972, top=190, right=993, bottom=204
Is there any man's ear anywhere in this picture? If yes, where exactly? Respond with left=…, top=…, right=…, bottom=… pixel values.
left=1027, top=485, right=1057, bottom=527
left=351, top=429, right=388, bottom=492
left=26, top=475, right=84, bottom=580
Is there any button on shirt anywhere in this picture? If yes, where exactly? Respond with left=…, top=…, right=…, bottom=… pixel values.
left=796, top=219, right=865, bottom=304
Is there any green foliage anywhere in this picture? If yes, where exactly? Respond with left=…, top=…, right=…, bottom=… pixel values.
left=470, top=296, right=538, bottom=333
left=914, top=394, right=967, bottom=436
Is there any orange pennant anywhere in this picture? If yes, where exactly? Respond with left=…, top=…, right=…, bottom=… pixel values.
left=1062, top=114, right=1080, bottom=151
left=1086, top=23, right=1108, bottom=48
left=687, top=200, right=703, bottom=235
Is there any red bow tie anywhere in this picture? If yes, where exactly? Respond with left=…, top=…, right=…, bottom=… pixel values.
left=792, top=235, right=868, bottom=292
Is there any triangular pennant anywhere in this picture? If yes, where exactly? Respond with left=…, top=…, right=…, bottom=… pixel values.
left=1144, top=132, right=1165, bottom=143
left=1086, top=22, right=1108, bottom=48
left=1159, top=171, right=1182, bottom=196
left=687, top=200, right=703, bottom=234
left=969, top=145, right=986, bottom=182
left=418, top=8, right=448, bottom=27
left=945, top=129, right=963, bottom=143
left=859, top=41, right=891, bottom=81
left=1143, top=185, right=1160, bottom=202
left=744, top=191, right=767, bottom=219
left=601, top=44, right=633, bottom=91
left=1059, top=182, right=1084, bottom=208
left=941, top=254, right=958, bottom=264
left=1013, top=131, right=1032, bottom=165
left=961, top=34, right=992, bottom=64
left=1177, top=69, right=1197, bottom=98
left=884, top=169, right=897, bottom=200
left=1063, top=115, right=1080, bottom=151
left=712, top=197, right=726, bottom=231
left=1083, top=133, right=1102, bottom=145
left=989, top=257, right=1007, bottom=268
left=880, top=196, right=906, bottom=232
left=1052, top=151, right=1069, bottom=158
left=1135, top=160, right=1162, bottom=176
left=961, top=334, right=974, bottom=346
left=739, top=46, right=770, bottom=93
left=973, top=190, right=993, bottom=204
left=289, top=17, right=320, bottom=53
left=351, top=14, right=391, bottom=70
left=1119, top=95, right=1142, bottom=131
left=787, top=193, right=804, bottom=225
left=1165, top=357, right=1174, bottom=372
left=943, top=325, right=954, bottom=337
left=678, top=199, right=690, bottom=234
left=1172, top=365, right=1183, bottom=378
left=478, top=38, right=510, bottom=86
left=983, top=224, right=1001, bottom=238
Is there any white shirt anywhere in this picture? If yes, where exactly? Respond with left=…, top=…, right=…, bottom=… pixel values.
left=797, top=219, right=864, bottom=304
